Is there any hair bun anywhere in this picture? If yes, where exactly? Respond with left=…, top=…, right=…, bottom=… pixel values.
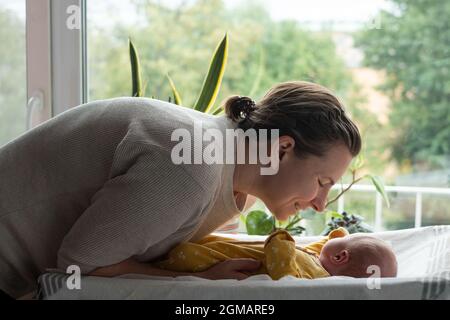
left=224, top=96, right=256, bottom=122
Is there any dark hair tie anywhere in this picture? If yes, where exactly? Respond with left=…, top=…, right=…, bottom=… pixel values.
left=236, top=96, right=256, bottom=118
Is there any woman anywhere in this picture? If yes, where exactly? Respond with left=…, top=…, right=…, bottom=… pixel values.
left=0, top=81, right=361, bottom=298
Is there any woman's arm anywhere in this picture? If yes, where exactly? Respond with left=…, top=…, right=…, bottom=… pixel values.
left=88, top=258, right=196, bottom=278
left=89, top=258, right=261, bottom=280
left=57, top=151, right=208, bottom=274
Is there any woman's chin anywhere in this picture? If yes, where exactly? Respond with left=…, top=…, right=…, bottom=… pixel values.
left=272, top=208, right=296, bottom=222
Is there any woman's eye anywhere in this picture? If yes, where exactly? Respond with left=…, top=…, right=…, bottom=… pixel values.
left=318, top=180, right=324, bottom=187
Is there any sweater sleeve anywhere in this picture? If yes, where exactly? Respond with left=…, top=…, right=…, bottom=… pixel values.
left=57, top=144, right=209, bottom=274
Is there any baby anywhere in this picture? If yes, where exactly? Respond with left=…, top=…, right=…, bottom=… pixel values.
left=153, top=227, right=397, bottom=280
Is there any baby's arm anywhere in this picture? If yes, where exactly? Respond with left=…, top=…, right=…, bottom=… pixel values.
left=264, top=230, right=300, bottom=280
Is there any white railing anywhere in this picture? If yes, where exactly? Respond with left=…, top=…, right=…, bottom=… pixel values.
left=331, top=184, right=450, bottom=231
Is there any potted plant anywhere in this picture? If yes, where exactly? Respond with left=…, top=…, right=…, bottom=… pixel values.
left=128, top=33, right=228, bottom=114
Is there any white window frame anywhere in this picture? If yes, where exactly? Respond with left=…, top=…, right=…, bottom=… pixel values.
left=26, top=0, right=86, bottom=128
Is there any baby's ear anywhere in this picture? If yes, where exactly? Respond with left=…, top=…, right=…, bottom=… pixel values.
left=332, top=249, right=350, bottom=265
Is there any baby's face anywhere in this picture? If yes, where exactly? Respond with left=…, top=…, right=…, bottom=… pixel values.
left=319, top=234, right=397, bottom=278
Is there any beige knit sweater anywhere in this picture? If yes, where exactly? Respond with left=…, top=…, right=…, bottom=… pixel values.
left=0, top=97, right=240, bottom=298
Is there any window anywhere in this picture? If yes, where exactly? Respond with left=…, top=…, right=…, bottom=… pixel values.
left=2, top=0, right=448, bottom=233
left=0, top=0, right=26, bottom=147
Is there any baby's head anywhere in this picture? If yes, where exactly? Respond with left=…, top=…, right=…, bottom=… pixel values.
left=319, top=233, right=397, bottom=278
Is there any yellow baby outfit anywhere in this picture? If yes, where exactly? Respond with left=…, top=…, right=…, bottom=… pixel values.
left=153, top=227, right=349, bottom=280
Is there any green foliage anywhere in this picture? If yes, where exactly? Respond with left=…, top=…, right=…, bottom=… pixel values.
left=258, top=20, right=351, bottom=96
left=245, top=210, right=275, bottom=235
left=243, top=210, right=306, bottom=236
left=89, top=1, right=353, bottom=108
left=193, top=33, right=228, bottom=113
left=128, top=31, right=228, bottom=113
left=367, top=174, right=390, bottom=208
left=321, top=211, right=374, bottom=236
left=166, top=74, right=182, bottom=105
left=0, top=9, right=26, bottom=147
left=355, top=0, right=450, bottom=169
left=129, top=39, right=144, bottom=97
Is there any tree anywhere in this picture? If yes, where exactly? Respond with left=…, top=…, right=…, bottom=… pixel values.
left=355, top=0, right=450, bottom=170
left=89, top=0, right=353, bottom=108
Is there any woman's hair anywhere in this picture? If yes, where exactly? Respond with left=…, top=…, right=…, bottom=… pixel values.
left=224, top=81, right=362, bottom=158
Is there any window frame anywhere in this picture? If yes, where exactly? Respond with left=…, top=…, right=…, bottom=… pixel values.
left=26, top=0, right=86, bottom=128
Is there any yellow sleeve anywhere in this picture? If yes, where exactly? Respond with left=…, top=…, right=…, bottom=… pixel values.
left=264, top=230, right=300, bottom=280
left=302, top=227, right=349, bottom=255
left=194, top=234, right=236, bottom=245
left=154, top=234, right=266, bottom=273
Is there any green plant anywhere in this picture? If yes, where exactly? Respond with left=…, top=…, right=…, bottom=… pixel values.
left=244, top=210, right=306, bottom=236
left=321, top=211, right=373, bottom=236
left=128, top=33, right=229, bottom=114
left=242, top=154, right=390, bottom=236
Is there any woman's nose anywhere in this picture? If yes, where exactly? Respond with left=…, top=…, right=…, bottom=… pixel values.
left=311, top=201, right=325, bottom=212
left=310, top=191, right=328, bottom=212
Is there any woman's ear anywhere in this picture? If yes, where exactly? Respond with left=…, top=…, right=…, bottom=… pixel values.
left=331, top=249, right=350, bottom=265
left=278, top=136, right=295, bottom=161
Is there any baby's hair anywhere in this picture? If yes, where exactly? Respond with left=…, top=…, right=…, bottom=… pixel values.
left=344, top=236, right=397, bottom=278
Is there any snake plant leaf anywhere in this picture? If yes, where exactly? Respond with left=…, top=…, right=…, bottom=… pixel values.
left=166, top=74, right=183, bottom=105
left=368, top=175, right=390, bottom=208
left=129, top=39, right=143, bottom=97
left=212, top=106, right=224, bottom=115
left=245, top=210, right=274, bottom=235
left=193, top=33, right=229, bottom=113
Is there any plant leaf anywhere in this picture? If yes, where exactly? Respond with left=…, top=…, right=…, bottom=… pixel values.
left=328, top=211, right=344, bottom=219
left=193, top=33, right=228, bottom=113
left=129, top=39, right=143, bottom=97
left=350, top=154, right=365, bottom=171
left=245, top=210, right=274, bottom=235
left=368, top=175, right=391, bottom=208
left=166, top=73, right=183, bottom=105
left=212, top=106, right=224, bottom=115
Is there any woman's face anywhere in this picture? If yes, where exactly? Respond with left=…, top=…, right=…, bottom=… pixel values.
left=258, top=137, right=353, bottom=221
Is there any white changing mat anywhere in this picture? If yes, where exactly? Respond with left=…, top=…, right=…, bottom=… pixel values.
left=37, top=226, right=450, bottom=300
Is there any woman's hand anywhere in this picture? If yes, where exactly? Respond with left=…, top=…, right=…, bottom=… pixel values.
left=198, top=258, right=261, bottom=280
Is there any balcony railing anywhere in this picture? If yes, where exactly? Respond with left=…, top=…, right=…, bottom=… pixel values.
left=331, top=184, right=450, bottom=231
